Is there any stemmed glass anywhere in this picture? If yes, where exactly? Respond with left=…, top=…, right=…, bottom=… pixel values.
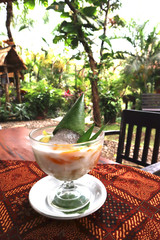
left=29, top=126, right=104, bottom=212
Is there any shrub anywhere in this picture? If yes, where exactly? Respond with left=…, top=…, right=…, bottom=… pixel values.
left=99, top=91, right=121, bottom=124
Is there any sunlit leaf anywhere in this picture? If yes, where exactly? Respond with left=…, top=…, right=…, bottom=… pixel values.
left=60, top=12, right=70, bottom=18
left=24, top=0, right=35, bottom=9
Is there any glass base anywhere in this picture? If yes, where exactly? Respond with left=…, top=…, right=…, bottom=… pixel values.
left=47, top=181, right=90, bottom=212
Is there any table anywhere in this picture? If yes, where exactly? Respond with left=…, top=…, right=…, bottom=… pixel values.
left=0, top=127, right=160, bottom=239
left=0, top=160, right=160, bottom=240
left=0, top=127, right=34, bottom=161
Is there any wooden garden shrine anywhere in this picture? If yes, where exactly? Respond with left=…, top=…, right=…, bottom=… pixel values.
left=0, top=45, right=27, bottom=104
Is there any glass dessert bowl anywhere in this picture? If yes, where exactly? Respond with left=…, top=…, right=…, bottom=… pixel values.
left=29, top=126, right=104, bottom=212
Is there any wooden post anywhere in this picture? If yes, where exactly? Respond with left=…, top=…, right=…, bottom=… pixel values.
left=4, top=67, right=10, bottom=104
left=14, top=70, right=21, bottom=103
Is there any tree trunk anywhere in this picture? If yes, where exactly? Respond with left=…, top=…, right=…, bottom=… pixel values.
left=79, top=41, right=101, bottom=126
left=4, top=82, right=10, bottom=104
left=4, top=67, right=10, bottom=105
left=14, top=71, right=22, bottom=103
left=6, top=1, right=13, bottom=41
left=64, top=0, right=102, bottom=126
left=90, top=78, right=101, bottom=126
left=88, top=55, right=101, bottom=127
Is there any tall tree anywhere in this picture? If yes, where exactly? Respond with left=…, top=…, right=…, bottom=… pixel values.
left=119, top=20, right=160, bottom=94
left=0, top=0, right=48, bottom=42
left=0, top=0, right=15, bottom=42
left=47, top=0, right=124, bottom=126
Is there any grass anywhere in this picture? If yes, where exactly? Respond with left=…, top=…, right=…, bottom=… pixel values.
left=104, top=121, right=120, bottom=142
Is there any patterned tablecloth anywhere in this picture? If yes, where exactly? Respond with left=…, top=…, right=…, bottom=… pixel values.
left=0, top=160, right=160, bottom=240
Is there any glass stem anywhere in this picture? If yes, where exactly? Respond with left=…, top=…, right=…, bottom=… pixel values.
left=62, top=181, right=75, bottom=190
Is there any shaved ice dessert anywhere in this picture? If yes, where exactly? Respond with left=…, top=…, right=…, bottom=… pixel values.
left=30, top=126, right=103, bottom=180
left=29, top=93, right=104, bottom=212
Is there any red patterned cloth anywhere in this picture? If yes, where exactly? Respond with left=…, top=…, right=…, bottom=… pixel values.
left=0, top=160, right=160, bottom=240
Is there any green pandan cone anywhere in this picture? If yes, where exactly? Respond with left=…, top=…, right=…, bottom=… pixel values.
left=53, top=93, right=85, bottom=136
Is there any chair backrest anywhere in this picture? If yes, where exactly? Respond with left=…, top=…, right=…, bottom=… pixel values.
left=116, top=110, right=160, bottom=166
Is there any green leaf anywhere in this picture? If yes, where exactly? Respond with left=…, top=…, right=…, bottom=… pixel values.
left=42, top=37, right=49, bottom=45
left=71, top=38, right=78, bottom=49
left=53, top=93, right=85, bottom=136
left=89, top=125, right=106, bottom=141
left=77, top=124, right=95, bottom=143
left=61, top=22, right=78, bottom=33
left=47, top=2, right=65, bottom=12
left=99, top=34, right=106, bottom=41
left=24, top=0, right=35, bottom=9
left=99, top=35, right=112, bottom=47
left=70, top=53, right=81, bottom=60
left=84, top=16, right=100, bottom=30
left=81, top=7, right=97, bottom=17
left=114, top=51, right=125, bottom=59
left=53, top=35, right=65, bottom=44
left=102, top=53, right=112, bottom=60
left=19, top=25, right=28, bottom=31
left=60, top=12, right=70, bottom=18
left=77, top=14, right=87, bottom=25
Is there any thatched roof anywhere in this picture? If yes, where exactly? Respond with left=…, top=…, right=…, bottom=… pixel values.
left=0, top=45, right=27, bottom=72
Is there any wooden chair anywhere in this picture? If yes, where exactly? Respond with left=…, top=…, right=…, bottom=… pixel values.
left=104, top=110, right=160, bottom=167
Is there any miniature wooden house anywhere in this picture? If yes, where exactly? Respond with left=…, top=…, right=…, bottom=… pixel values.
left=0, top=45, right=27, bottom=104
